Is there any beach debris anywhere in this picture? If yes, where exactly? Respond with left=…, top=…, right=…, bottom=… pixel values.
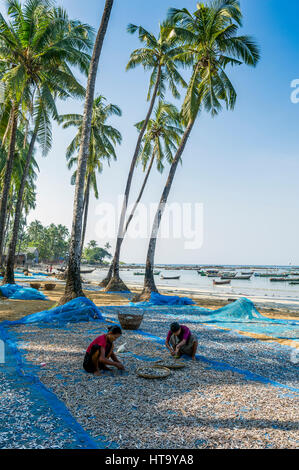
left=116, top=342, right=127, bottom=353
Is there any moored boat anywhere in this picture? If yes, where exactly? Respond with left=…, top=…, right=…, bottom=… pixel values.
left=161, top=275, right=180, bottom=280
left=213, top=279, right=231, bottom=285
left=233, top=275, right=252, bottom=280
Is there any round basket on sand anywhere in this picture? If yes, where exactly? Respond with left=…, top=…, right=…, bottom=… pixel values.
left=44, top=283, right=56, bottom=291
left=118, top=312, right=144, bottom=330
left=154, top=359, right=186, bottom=369
left=136, top=365, right=170, bottom=379
left=30, top=283, right=41, bottom=290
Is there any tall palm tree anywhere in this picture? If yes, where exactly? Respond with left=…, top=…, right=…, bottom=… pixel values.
left=0, top=0, right=93, bottom=283
left=137, top=0, right=260, bottom=299
left=60, top=0, right=115, bottom=304
left=100, top=101, right=183, bottom=286
left=59, top=95, right=122, bottom=253
left=104, top=22, right=187, bottom=292
left=0, top=0, right=93, bottom=275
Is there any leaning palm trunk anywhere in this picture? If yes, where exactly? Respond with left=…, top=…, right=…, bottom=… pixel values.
left=104, top=68, right=161, bottom=292
left=135, top=119, right=195, bottom=301
left=100, top=152, right=155, bottom=287
left=80, top=174, right=91, bottom=256
left=60, top=0, right=114, bottom=305
left=4, top=131, right=37, bottom=284
left=0, top=104, right=18, bottom=267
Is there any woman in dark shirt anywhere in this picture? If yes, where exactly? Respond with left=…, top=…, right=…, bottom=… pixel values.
left=166, top=322, right=198, bottom=361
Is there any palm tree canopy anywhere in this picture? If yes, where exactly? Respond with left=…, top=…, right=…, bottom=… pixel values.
left=58, top=95, right=122, bottom=199
left=0, top=0, right=94, bottom=105
left=135, top=101, right=184, bottom=172
left=167, top=0, right=260, bottom=122
left=126, top=21, right=188, bottom=101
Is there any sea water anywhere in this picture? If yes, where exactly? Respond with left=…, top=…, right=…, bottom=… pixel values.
left=82, top=266, right=299, bottom=305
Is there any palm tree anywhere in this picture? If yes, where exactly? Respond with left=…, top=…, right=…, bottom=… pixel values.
left=104, top=22, right=187, bottom=292
left=59, top=95, right=122, bottom=253
left=0, top=0, right=93, bottom=283
left=137, top=0, right=260, bottom=300
left=100, top=101, right=184, bottom=286
left=60, top=0, right=115, bottom=304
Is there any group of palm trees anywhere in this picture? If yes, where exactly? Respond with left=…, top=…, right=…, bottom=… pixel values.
left=0, top=0, right=260, bottom=304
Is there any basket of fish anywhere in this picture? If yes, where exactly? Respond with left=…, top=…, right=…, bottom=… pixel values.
left=118, top=311, right=144, bottom=330
left=44, top=283, right=56, bottom=291
left=136, top=365, right=170, bottom=379
left=30, top=283, right=41, bottom=290
left=154, top=359, right=186, bottom=369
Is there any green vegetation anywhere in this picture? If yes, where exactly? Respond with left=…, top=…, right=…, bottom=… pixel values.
left=82, top=240, right=112, bottom=265
left=0, top=0, right=260, bottom=303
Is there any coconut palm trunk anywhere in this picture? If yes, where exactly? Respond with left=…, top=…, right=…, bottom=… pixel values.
left=4, top=130, right=37, bottom=284
left=103, top=67, right=161, bottom=291
left=137, top=119, right=195, bottom=300
left=60, top=0, right=114, bottom=304
left=0, top=104, right=18, bottom=267
left=80, top=174, right=91, bottom=255
left=100, top=152, right=154, bottom=288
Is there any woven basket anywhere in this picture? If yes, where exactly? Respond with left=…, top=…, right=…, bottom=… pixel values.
left=136, top=366, right=170, bottom=379
left=30, top=283, right=41, bottom=290
left=118, top=312, right=144, bottom=330
left=44, top=283, right=56, bottom=291
left=154, top=360, right=186, bottom=370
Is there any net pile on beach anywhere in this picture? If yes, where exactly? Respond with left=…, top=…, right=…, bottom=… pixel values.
left=2, top=297, right=104, bottom=326
left=130, top=292, right=196, bottom=306
left=0, top=283, right=48, bottom=300
left=125, top=295, right=299, bottom=341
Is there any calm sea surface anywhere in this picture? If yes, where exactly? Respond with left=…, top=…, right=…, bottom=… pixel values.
left=83, top=266, right=299, bottom=302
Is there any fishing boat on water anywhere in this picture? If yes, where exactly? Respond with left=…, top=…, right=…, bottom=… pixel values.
left=213, top=279, right=231, bottom=285
left=221, top=273, right=237, bottom=279
left=233, top=275, right=252, bottom=280
left=161, top=275, right=181, bottom=280
left=134, top=271, right=160, bottom=276
left=80, top=269, right=95, bottom=274
left=269, top=277, right=289, bottom=282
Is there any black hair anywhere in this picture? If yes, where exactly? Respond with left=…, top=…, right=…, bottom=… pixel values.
left=107, top=325, right=122, bottom=335
left=170, top=322, right=180, bottom=333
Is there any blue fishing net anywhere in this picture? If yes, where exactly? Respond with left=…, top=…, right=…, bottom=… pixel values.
left=4, top=297, right=104, bottom=325
left=126, top=297, right=299, bottom=341
left=130, top=292, right=196, bottom=306
left=0, top=284, right=48, bottom=300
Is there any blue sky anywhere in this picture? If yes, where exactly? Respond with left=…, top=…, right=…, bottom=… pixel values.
left=8, top=0, right=299, bottom=265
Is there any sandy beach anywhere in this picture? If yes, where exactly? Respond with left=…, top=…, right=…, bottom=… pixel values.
left=0, top=280, right=298, bottom=449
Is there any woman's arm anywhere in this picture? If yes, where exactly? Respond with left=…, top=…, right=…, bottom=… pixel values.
left=99, top=347, right=123, bottom=368
left=175, top=339, right=186, bottom=352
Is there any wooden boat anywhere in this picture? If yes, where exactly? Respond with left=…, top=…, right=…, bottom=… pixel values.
left=233, top=275, right=252, bottom=280
left=161, top=275, right=180, bottom=280
left=134, top=271, right=160, bottom=276
left=197, top=270, right=206, bottom=276
left=221, top=274, right=237, bottom=280
left=269, top=277, right=288, bottom=282
left=289, top=281, right=299, bottom=285
left=80, top=269, right=95, bottom=274
left=213, top=279, right=231, bottom=285
left=241, top=271, right=254, bottom=275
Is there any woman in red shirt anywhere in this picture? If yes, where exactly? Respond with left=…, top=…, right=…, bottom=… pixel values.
left=83, top=325, right=125, bottom=375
